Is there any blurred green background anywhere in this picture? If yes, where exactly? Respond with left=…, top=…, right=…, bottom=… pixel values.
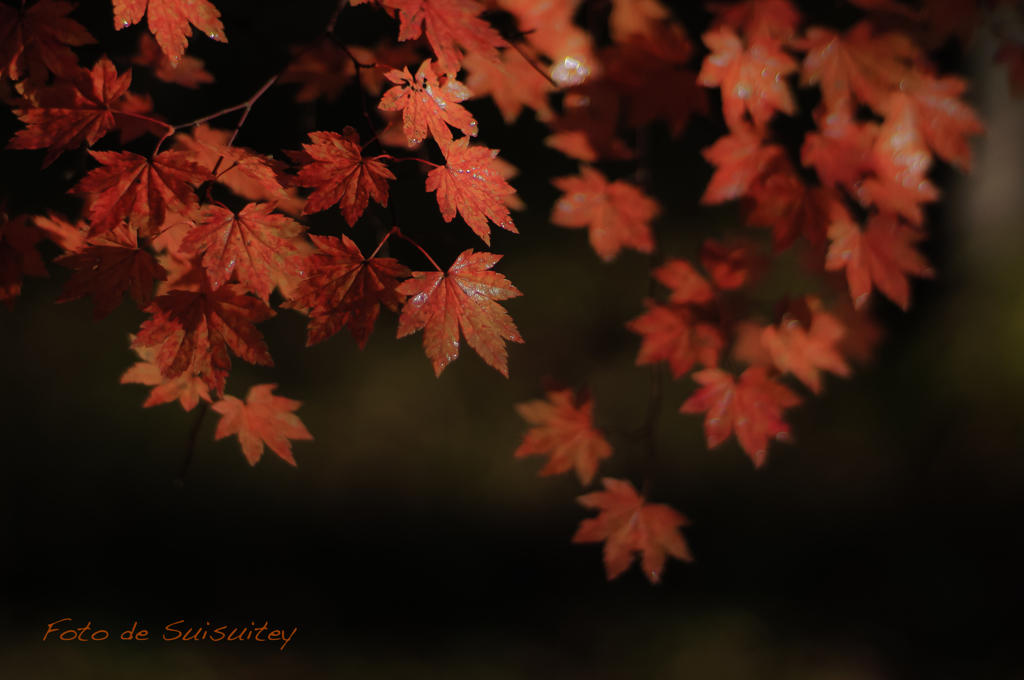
left=2, top=1, right=1024, bottom=677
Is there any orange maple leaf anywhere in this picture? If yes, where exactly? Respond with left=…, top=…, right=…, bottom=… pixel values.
left=32, top=210, right=88, bottom=254
left=381, top=0, right=506, bottom=75
left=627, top=301, right=723, bottom=379
left=7, top=56, right=131, bottom=167
left=282, top=234, right=410, bottom=349
left=179, top=202, right=305, bottom=302
left=377, top=59, right=478, bottom=147
left=212, top=384, right=313, bottom=466
left=0, top=215, right=47, bottom=311
left=698, top=238, right=766, bottom=290
left=708, top=0, right=803, bottom=42
left=680, top=367, right=801, bottom=467
left=744, top=164, right=836, bottom=251
left=514, top=387, right=613, bottom=486
left=131, top=31, right=213, bottom=88
left=761, top=297, right=851, bottom=394
left=550, top=165, right=659, bottom=261
left=113, top=0, right=226, bottom=68
left=294, top=129, right=395, bottom=226
left=700, top=124, right=784, bottom=205
left=652, top=258, right=715, bottom=305
left=825, top=207, right=933, bottom=311
left=573, top=477, right=693, bottom=584
left=396, top=249, right=523, bottom=377
left=121, top=333, right=211, bottom=411
left=0, top=0, right=95, bottom=86
left=698, top=25, right=797, bottom=129
left=462, top=48, right=554, bottom=124
left=800, top=104, right=877, bottom=192
left=132, top=280, right=275, bottom=398
left=71, top=149, right=213, bottom=237
left=426, top=137, right=517, bottom=245
left=55, top=223, right=167, bottom=320
left=904, top=74, right=984, bottom=172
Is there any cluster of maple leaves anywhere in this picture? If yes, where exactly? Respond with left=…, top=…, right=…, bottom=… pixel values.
left=0, top=0, right=1013, bottom=584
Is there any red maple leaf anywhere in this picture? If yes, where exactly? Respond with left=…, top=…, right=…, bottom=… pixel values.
left=708, top=0, right=803, bottom=42
left=801, top=104, right=877, bottom=192
left=120, top=333, right=211, bottom=411
left=761, top=297, right=851, bottom=394
left=203, top=143, right=289, bottom=199
left=652, top=258, right=715, bottom=305
left=514, top=387, right=613, bottom=486
left=71, top=149, right=213, bottom=237
left=627, top=301, right=723, bottom=378
left=179, top=202, right=305, bottom=302
left=700, top=124, right=784, bottom=205
left=0, top=0, right=96, bottom=86
left=380, top=0, right=506, bottom=75
left=131, top=31, right=214, bottom=88
left=0, top=215, right=47, bottom=311
left=825, top=207, right=933, bottom=311
left=462, top=48, right=554, bottom=125
left=798, top=22, right=917, bottom=115
left=396, top=249, right=523, bottom=377
left=282, top=234, right=410, bottom=348
left=698, top=26, right=797, bottom=129
left=7, top=56, right=131, bottom=167
left=113, top=0, right=227, bottom=68
left=55, top=223, right=167, bottom=320
left=294, top=129, right=395, bottom=226
left=33, top=210, right=88, bottom=254
left=550, top=165, right=659, bottom=261
left=699, top=237, right=766, bottom=290
left=377, top=59, right=478, bottom=147
left=856, top=93, right=939, bottom=227
left=426, top=137, right=517, bottom=245
left=211, top=384, right=313, bottom=466
left=744, top=165, right=836, bottom=251
left=905, top=74, right=984, bottom=172
left=680, top=366, right=801, bottom=467
left=132, top=279, right=275, bottom=397
left=572, top=477, right=693, bottom=584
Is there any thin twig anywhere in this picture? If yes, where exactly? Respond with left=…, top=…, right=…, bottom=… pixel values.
left=175, top=401, right=210, bottom=486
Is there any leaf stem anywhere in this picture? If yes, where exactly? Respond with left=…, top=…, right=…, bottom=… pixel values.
left=175, top=400, right=210, bottom=485
left=392, top=227, right=444, bottom=272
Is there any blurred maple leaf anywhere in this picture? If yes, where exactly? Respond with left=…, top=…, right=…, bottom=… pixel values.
left=121, top=334, right=211, bottom=411
left=113, top=0, right=226, bottom=68
left=212, top=384, right=313, bottom=466
left=131, top=32, right=213, bottom=88
left=0, top=214, right=47, bottom=311
left=0, top=0, right=95, bottom=86
left=514, top=387, right=613, bottom=486
left=380, top=0, right=506, bottom=75
left=573, top=477, right=693, bottom=584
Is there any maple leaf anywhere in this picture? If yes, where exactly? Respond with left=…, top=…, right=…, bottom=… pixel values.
left=173, top=125, right=304, bottom=215
left=380, top=0, right=506, bottom=75
left=544, top=85, right=635, bottom=163
left=699, top=237, right=766, bottom=290
left=281, top=234, right=410, bottom=348
left=33, top=210, right=88, bottom=254
left=700, top=124, right=784, bottom=205
left=179, top=202, right=305, bottom=302
left=573, top=477, right=693, bottom=584
left=55, top=223, right=167, bottom=320
left=396, top=249, right=523, bottom=377
left=825, top=207, right=933, bottom=311
left=113, top=0, right=227, bottom=68
left=0, top=215, right=48, bottom=311
left=627, top=301, right=723, bottom=379
left=798, top=22, right=917, bottom=115
left=131, top=32, right=213, bottom=88
left=856, top=92, right=939, bottom=226
left=744, top=165, right=836, bottom=251
left=513, top=387, right=613, bottom=486
left=212, top=384, right=313, bottom=466
left=801, top=104, right=877, bottom=192
left=698, top=26, right=797, bottom=129
left=378, top=59, right=478, bottom=147
left=680, top=367, right=801, bottom=467
left=426, top=137, right=517, bottom=245
left=132, top=280, right=275, bottom=398
left=294, top=129, right=395, bottom=226
left=0, top=0, right=96, bottom=86
left=121, top=334, right=211, bottom=411
left=708, top=0, right=803, bottom=43
left=652, top=259, right=715, bottom=304
left=7, top=56, right=131, bottom=167
left=761, top=297, right=851, bottom=394
left=904, top=74, right=984, bottom=172
left=462, top=48, right=554, bottom=124
left=110, top=90, right=166, bottom=144
left=71, top=149, right=213, bottom=237
left=550, top=165, right=659, bottom=261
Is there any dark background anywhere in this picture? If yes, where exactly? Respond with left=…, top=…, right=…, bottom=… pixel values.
left=2, top=0, right=1024, bottom=677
